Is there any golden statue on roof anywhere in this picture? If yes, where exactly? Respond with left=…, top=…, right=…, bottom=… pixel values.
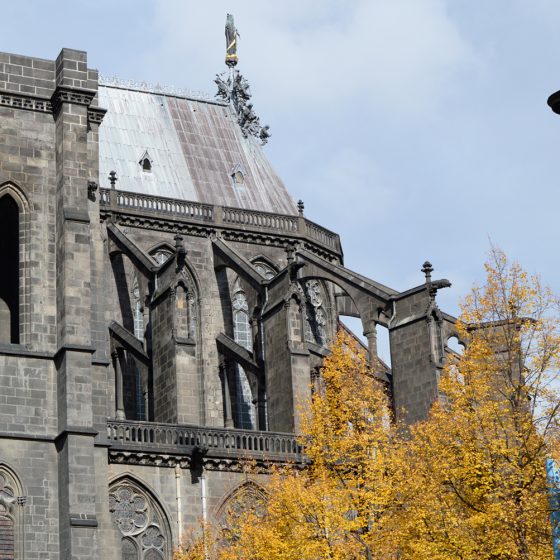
left=225, top=14, right=239, bottom=67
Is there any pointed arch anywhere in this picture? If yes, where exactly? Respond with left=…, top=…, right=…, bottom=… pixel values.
left=215, top=481, right=267, bottom=527
left=108, top=474, right=174, bottom=558
left=0, top=462, right=25, bottom=560
left=250, top=256, right=278, bottom=280
left=0, top=181, right=31, bottom=213
left=148, top=242, right=175, bottom=266
left=0, top=182, right=31, bottom=345
left=174, top=268, right=199, bottom=342
left=230, top=278, right=256, bottom=430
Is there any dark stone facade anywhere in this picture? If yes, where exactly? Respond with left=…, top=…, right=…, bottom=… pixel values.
left=0, top=48, right=459, bottom=559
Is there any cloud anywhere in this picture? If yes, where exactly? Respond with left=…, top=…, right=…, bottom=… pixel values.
left=149, top=0, right=476, bottom=117
left=297, top=146, right=395, bottom=227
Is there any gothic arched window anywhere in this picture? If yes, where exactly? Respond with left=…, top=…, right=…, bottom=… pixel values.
left=0, top=195, right=20, bottom=344
left=217, top=482, right=267, bottom=543
left=129, top=279, right=146, bottom=420
left=132, top=280, right=144, bottom=341
left=0, top=465, right=24, bottom=559
left=109, top=480, right=171, bottom=560
left=253, top=261, right=276, bottom=280
left=232, top=282, right=256, bottom=430
left=175, top=283, right=197, bottom=340
left=151, top=250, right=172, bottom=266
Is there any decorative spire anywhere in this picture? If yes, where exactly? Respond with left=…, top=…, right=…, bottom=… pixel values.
left=297, top=200, right=305, bottom=216
left=215, top=15, right=270, bottom=145
left=109, top=170, right=118, bottom=188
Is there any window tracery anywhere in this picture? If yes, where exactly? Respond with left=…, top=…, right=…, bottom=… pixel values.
left=217, top=482, right=267, bottom=533
left=0, top=466, right=24, bottom=560
left=231, top=282, right=255, bottom=430
left=253, top=261, right=276, bottom=280
left=109, top=481, right=169, bottom=560
left=132, top=280, right=144, bottom=341
left=152, top=250, right=172, bottom=266
left=129, top=279, right=146, bottom=420
left=175, top=279, right=197, bottom=341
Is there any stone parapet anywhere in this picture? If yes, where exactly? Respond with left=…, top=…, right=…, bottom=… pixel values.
left=99, top=187, right=343, bottom=259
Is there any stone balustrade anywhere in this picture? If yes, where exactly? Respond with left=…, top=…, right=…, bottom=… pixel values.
left=99, top=188, right=341, bottom=255
left=106, top=420, right=304, bottom=461
left=222, top=205, right=298, bottom=233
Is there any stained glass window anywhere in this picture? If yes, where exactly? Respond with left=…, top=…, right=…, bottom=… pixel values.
left=232, top=285, right=255, bottom=429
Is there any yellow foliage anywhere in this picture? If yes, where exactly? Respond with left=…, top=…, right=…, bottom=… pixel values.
left=176, top=249, right=560, bottom=560
left=389, top=248, right=560, bottom=559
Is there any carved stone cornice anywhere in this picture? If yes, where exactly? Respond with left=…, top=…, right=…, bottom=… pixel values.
left=88, top=106, right=107, bottom=125
left=0, top=92, right=52, bottom=114
left=101, top=211, right=213, bottom=239
left=108, top=450, right=192, bottom=469
left=0, top=88, right=106, bottom=127
left=51, top=86, right=97, bottom=117
left=101, top=211, right=339, bottom=262
left=108, top=449, right=306, bottom=471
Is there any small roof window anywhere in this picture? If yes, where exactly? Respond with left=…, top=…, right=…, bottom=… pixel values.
left=230, top=163, right=246, bottom=185
left=139, top=150, right=153, bottom=173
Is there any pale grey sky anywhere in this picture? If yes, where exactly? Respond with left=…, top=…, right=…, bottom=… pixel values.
left=4, top=1, right=560, bottom=358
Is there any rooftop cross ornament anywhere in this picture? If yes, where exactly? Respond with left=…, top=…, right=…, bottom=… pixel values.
left=225, top=14, right=239, bottom=67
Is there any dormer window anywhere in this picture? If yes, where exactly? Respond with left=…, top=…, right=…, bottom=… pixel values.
left=139, top=150, right=153, bottom=173
left=230, top=163, right=246, bottom=185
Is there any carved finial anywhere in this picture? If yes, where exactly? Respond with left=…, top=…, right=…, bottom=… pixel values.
left=109, top=170, right=118, bottom=188
left=16, top=496, right=26, bottom=507
left=225, top=14, right=239, bottom=67
left=297, top=200, right=305, bottom=216
left=422, top=261, right=433, bottom=283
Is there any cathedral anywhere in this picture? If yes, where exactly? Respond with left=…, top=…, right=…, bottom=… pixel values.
left=0, top=19, right=460, bottom=560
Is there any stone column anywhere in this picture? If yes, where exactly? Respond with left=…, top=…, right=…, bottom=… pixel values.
left=363, top=320, right=378, bottom=365
left=112, top=349, right=126, bottom=420
left=220, top=360, right=234, bottom=428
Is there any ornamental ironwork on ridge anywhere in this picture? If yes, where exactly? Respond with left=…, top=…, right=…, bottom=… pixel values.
left=215, top=14, right=271, bottom=145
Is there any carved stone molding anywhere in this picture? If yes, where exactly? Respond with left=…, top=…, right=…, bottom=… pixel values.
left=0, top=92, right=52, bottom=113
left=108, top=449, right=305, bottom=471
left=103, top=210, right=339, bottom=261
left=51, top=86, right=97, bottom=116
left=88, top=106, right=107, bottom=125
left=108, top=450, right=191, bottom=469
left=0, top=89, right=106, bottom=128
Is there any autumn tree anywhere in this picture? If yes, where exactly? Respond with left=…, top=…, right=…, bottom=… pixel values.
left=389, top=248, right=560, bottom=559
left=176, top=249, right=560, bottom=560
left=175, top=330, right=399, bottom=560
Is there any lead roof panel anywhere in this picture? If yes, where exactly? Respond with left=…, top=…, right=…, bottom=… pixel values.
left=98, top=86, right=297, bottom=215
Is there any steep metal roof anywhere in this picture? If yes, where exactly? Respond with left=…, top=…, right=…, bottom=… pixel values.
left=98, top=85, right=297, bottom=215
